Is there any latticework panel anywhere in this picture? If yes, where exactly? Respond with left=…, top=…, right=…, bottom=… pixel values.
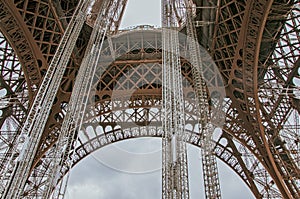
left=0, top=0, right=299, bottom=198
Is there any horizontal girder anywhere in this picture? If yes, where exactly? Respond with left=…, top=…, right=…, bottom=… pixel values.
left=0, top=0, right=299, bottom=198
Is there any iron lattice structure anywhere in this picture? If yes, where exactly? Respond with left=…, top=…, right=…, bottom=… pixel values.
left=0, top=0, right=299, bottom=198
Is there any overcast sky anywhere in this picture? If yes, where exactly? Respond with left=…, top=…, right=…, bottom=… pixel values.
left=120, top=0, right=161, bottom=28
left=66, top=139, right=254, bottom=199
left=66, top=0, right=255, bottom=198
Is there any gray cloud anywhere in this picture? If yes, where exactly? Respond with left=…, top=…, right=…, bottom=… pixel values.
left=67, top=141, right=254, bottom=199
left=67, top=149, right=161, bottom=199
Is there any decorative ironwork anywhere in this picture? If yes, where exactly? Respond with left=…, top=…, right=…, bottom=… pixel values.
left=0, top=0, right=299, bottom=198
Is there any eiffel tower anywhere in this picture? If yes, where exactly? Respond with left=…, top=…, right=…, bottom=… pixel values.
left=0, top=0, right=299, bottom=198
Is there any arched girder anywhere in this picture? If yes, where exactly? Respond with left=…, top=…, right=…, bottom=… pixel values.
left=35, top=29, right=226, bottom=163
left=234, top=0, right=299, bottom=197
left=258, top=4, right=300, bottom=129
left=0, top=1, right=47, bottom=99
left=212, top=0, right=299, bottom=197
left=64, top=125, right=263, bottom=198
left=1, top=0, right=99, bottom=151
left=258, top=3, right=300, bottom=195
left=1, top=0, right=299, bottom=198
left=27, top=113, right=282, bottom=198
left=30, top=24, right=295, bottom=197
left=31, top=93, right=278, bottom=198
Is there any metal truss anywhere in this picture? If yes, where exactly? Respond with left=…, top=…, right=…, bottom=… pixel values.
left=212, top=0, right=300, bottom=198
left=161, top=1, right=189, bottom=198
left=0, top=32, right=29, bottom=193
left=0, top=0, right=90, bottom=198
left=182, top=0, right=222, bottom=198
left=43, top=0, right=128, bottom=198
left=0, top=0, right=299, bottom=199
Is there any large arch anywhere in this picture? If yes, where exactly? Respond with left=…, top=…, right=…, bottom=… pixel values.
left=0, top=0, right=299, bottom=198
left=28, top=29, right=273, bottom=198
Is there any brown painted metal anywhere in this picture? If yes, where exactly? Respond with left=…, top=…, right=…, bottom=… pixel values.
left=0, top=0, right=299, bottom=198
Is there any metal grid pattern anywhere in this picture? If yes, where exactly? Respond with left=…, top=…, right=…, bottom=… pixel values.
left=0, top=0, right=299, bottom=198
